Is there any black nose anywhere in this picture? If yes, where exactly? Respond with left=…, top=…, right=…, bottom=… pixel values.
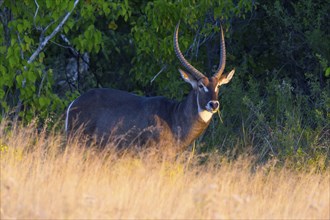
left=209, top=101, right=219, bottom=110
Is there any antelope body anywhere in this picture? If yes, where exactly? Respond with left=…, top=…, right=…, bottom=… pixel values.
left=65, top=23, right=235, bottom=148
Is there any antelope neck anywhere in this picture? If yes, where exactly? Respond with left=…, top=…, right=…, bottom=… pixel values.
left=169, top=91, right=212, bottom=145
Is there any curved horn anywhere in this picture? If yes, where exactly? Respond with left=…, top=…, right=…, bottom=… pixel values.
left=213, top=24, right=226, bottom=79
left=174, top=22, right=205, bottom=80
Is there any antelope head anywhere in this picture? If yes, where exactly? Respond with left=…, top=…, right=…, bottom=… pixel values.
left=174, top=23, right=235, bottom=122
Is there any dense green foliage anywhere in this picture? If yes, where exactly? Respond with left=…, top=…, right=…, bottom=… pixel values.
left=0, top=0, right=329, bottom=166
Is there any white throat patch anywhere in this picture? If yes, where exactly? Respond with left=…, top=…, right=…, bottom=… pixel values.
left=198, top=109, right=213, bottom=122
left=197, top=93, right=213, bottom=123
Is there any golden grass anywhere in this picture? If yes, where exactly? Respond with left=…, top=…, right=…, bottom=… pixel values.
left=0, top=120, right=329, bottom=219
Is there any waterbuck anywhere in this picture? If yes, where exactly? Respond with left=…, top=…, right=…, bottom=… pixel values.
left=65, top=23, right=235, bottom=149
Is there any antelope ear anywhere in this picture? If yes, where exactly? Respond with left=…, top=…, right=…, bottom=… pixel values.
left=218, top=69, right=235, bottom=86
left=179, top=69, right=198, bottom=89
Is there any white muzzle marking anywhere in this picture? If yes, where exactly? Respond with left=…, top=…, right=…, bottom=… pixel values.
left=197, top=93, right=214, bottom=123
left=206, top=101, right=219, bottom=113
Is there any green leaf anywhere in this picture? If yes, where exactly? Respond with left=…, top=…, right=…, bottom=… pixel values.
left=0, top=65, right=6, bottom=75
left=17, top=23, right=23, bottom=33
left=39, top=96, right=50, bottom=108
left=108, top=21, right=118, bottom=30
left=68, top=1, right=74, bottom=10
left=27, top=71, right=37, bottom=83
left=64, top=26, right=69, bottom=34
left=1, top=101, right=9, bottom=112
left=24, top=35, right=33, bottom=44
left=8, top=56, right=17, bottom=68
left=325, top=67, right=330, bottom=77
left=0, top=90, right=5, bottom=99
left=39, top=52, right=45, bottom=62
left=46, top=0, right=52, bottom=8
left=23, top=19, right=30, bottom=29
left=16, top=74, right=24, bottom=88
left=0, top=46, right=6, bottom=54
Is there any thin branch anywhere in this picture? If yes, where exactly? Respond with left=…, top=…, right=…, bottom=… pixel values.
left=16, top=31, right=24, bottom=60
left=59, top=34, right=101, bottom=88
left=60, top=34, right=78, bottom=56
left=150, top=65, right=167, bottom=84
left=38, top=70, right=47, bottom=97
left=50, top=40, right=72, bottom=49
left=186, top=25, right=201, bottom=57
left=27, top=0, right=80, bottom=64
left=33, top=0, right=39, bottom=29
left=59, top=34, right=90, bottom=67
left=43, top=20, right=56, bottom=33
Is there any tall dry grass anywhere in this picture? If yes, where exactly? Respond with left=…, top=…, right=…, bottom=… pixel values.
left=0, top=119, right=329, bottom=219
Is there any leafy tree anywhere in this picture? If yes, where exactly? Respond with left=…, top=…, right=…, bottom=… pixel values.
left=0, top=0, right=131, bottom=121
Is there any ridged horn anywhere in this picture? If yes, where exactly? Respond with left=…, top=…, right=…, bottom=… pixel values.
left=213, top=24, right=226, bottom=79
left=174, top=22, right=205, bottom=80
